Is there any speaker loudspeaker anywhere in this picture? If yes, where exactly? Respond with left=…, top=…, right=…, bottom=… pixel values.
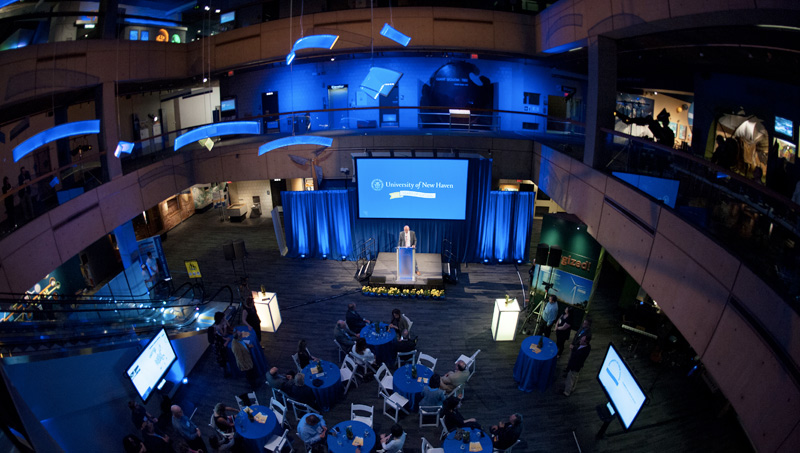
left=547, top=245, right=562, bottom=267
left=535, top=244, right=549, bottom=264
left=222, top=241, right=236, bottom=261
left=233, top=239, right=247, bottom=260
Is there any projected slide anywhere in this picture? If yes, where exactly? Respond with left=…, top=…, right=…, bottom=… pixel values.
left=532, top=265, right=593, bottom=305
left=597, top=344, right=647, bottom=429
left=356, top=158, right=469, bottom=220
left=126, top=329, right=177, bottom=401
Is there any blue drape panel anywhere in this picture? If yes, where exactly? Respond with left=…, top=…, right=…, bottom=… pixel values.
left=282, top=190, right=352, bottom=258
left=482, top=191, right=535, bottom=262
left=492, top=192, right=513, bottom=261
left=511, top=192, right=535, bottom=261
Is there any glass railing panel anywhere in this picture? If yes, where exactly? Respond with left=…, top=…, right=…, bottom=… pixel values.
left=600, top=129, right=800, bottom=305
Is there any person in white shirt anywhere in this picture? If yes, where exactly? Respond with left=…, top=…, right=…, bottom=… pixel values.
left=380, top=424, right=406, bottom=453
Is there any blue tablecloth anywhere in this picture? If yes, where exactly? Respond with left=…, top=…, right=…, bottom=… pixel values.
left=327, top=420, right=376, bottom=453
left=392, top=364, right=434, bottom=411
left=227, top=325, right=270, bottom=379
left=513, top=335, right=558, bottom=392
left=359, top=322, right=396, bottom=365
left=235, top=404, right=279, bottom=453
left=442, top=428, right=492, bottom=453
left=301, top=360, right=342, bottom=411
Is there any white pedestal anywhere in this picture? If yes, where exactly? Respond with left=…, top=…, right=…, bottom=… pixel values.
left=491, top=298, right=520, bottom=341
left=252, top=291, right=282, bottom=332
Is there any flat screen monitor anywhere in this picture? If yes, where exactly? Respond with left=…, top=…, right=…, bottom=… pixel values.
left=775, top=116, right=793, bottom=137
left=382, top=114, right=397, bottom=123
left=129, top=30, right=139, bottom=41
left=775, top=137, right=796, bottom=164
left=220, top=97, right=236, bottom=113
left=597, top=343, right=647, bottom=430
left=356, top=158, right=469, bottom=220
left=220, top=11, right=235, bottom=24
left=126, top=328, right=177, bottom=402
left=140, top=30, right=150, bottom=41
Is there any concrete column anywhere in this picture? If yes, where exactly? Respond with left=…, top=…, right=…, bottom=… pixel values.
left=583, top=35, right=617, bottom=169
left=98, top=0, right=120, bottom=40
left=97, top=82, right=123, bottom=180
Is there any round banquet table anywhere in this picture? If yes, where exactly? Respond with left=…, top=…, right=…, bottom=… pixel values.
left=392, top=363, right=434, bottom=411
left=228, top=325, right=270, bottom=379
left=442, top=427, right=493, bottom=453
left=301, top=360, right=342, bottom=411
left=512, top=335, right=558, bottom=392
left=327, top=420, right=376, bottom=453
left=359, top=322, right=396, bottom=365
left=234, top=404, right=280, bottom=453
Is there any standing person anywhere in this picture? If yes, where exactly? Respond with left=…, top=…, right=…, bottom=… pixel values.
left=397, top=225, right=421, bottom=275
left=563, top=335, right=591, bottom=396
left=232, top=330, right=259, bottom=389
left=539, top=294, right=558, bottom=338
left=346, top=302, right=370, bottom=332
left=212, top=312, right=232, bottom=377
left=570, top=317, right=592, bottom=350
left=17, top=166, right=33, bottom=221
left=554, top=306, right=573, bottom=358
left=380, top=424, right=407, bottom=453
left=490, top=413, right=523, bottom=450
left=170, top=405, right=208, bottom=452
left=2, top=176, right=15, bottom=229
left=146, top=252, right=160, bottom=282
left=140, top=418, right=171, bottom=453
left=241, top=296, right=262, bottom=344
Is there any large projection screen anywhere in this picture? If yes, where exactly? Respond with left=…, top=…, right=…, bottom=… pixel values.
left=596, top=343, right=647, bottom=430
left=126, top=328, right=177, bottom=402
left=356, top=158, right=469, bottom=220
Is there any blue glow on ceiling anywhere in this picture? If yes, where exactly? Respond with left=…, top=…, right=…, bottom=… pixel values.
left=258, top=136, right=333, bottom=156
left=380, top=24, right=411, bottom=47
left=286, top=34, right=339, bottom=65
left=114, top=141, right=134, bottom=158
left=124, top=18, right=183, bottom=28
left=360, top=67, right=403, bottom=99
left=542, top=40, right=583, bottom=54
left=13, top=120, right=100, bottom=162
left=174, top=121, right=261, bottom=151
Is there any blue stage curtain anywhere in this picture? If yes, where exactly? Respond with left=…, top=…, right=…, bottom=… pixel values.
left=482, top=191, right=535, bottom=263
left=492, top=192, right=514, bottom=262
left=463, top=158, right=493, bottom=262
left=511, top=192, right=535, bottom=262
left=281, top=190, right=352, bottom=258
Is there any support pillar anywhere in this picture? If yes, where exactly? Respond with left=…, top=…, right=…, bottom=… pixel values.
left=97, top=82, right=123, bottom=180
left=583, top=35, right=617, bottom=170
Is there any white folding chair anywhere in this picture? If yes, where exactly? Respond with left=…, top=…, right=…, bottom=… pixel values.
left=493, top=439, right=521, bottom=453
left=351, top=403, right=374, bottom=427
left=292, top=353, right=303, bottom=371
left=296, top=430, right=314, bottom=453
left=265, top=428, right=293, bottom=453
left=419, top=405, right=441, bottom=428
left=396, top=350, right=417, bottom=368
left=234, top=392, right=258, bottom=411
left=288, top=398, right=319, bottom=423
left=417, top=352, right=438, bottom=372
left=341, top=355, right=359, bottom=395
left=446, top=384, right=464, bottom=399
left=456, top=349, right=481, bottom=381
left=270, top=397, right=289, bottom=429
left=439, top=416, right=450, bottom=441
left=422, top=437, right=445, bottom=453
left=380, top=388, right=409, bottom=423
left=334, top=339, right=349, bottom=363
left=272, top=387, right=288, bottom=408
left=375, top=363, right=394, bottom=394
left=209, top=412, right=234, bottom=442
left=402, top=314, right=413, bottom=331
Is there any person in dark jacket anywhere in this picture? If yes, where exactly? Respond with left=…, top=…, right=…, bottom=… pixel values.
left=491, top=413, right=523, bottom=450
left=346, top=302, right=370, bottom=332
left=289, top=372, right=319, bottom=410
left=563, top=335, right=591, bottom=396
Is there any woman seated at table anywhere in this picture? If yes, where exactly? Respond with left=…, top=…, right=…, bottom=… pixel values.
left=420, top=374, right=446, bottom=407
left=351, top=337, right=377, bottom=370
left=289, top=372, right=319, bottom=410
left=442, top=396, right=482, bottom=431
left=380, top=424, right=407, bottom=453
left=387, top=309, right=410, bottom=339
left=213, top=403, right=238, bottom=434
left=297, top=339, right=317, bottom=368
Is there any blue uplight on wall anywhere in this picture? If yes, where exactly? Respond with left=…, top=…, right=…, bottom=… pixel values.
left=114, top=141, right=134, bottom=158
left=380, top=24, right=411, bottom=47
left=13, top=120, right=100, bottom=162
left=258, top=136, right=333, bottom=156
left=286, top=34, right=339, bottom=65
left=0, top=1, right=21, bottom=9
left=174, top=121, right=261, bottom=151
left=360, top=67, right=403, bottom=99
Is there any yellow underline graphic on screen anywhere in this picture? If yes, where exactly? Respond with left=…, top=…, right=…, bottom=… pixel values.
left=389, top=191, right=436, bottom=199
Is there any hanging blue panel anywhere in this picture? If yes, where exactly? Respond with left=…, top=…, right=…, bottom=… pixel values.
left=286, top=34, right=339, bottom=64
left=258, top=136, right=333, bottom=155
left=360, top=67, right=403, bottom=99
left=13, top=120, right=100, bottom=162
left=380, top=23, right=411, bottom=47
left=174, top=121, right=261, bottom=151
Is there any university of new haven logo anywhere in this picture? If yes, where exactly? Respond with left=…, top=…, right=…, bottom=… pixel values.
left=371, top=179, right=384, bottom=191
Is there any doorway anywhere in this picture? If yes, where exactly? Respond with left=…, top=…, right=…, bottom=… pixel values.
left=327, top=85, right=348, bottom=129
left=546, top=94, right=567, bottom=133
left=379, top=83, right=399, bottom=127
left=261, top=91, right=279, bottom=132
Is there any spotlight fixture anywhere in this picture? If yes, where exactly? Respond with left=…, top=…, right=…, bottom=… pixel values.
left=286, top=34, right=339, bottom=65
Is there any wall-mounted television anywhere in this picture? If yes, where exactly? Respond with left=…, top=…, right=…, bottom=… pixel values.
left=126, top=328, right=177, bottom=402
left=596, top=343, right=647, bottom=430
left=355, top=158, right=469, bottom=220
left=220, top=97, right=237, bottom=117
left=775, top=116, right=793, bottom=138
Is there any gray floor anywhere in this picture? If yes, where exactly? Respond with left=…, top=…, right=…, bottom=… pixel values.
left=156, top=210, right=752, bottom=453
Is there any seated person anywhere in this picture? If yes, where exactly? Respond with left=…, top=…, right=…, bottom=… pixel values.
left=335, top=320, right=358, bottom=349
left=266, top=367, right=287, bottom=390
left=346, top=302, right=370, bottom=332
left=289, top=372, right=319, bottom=410
left=297, top=413, right=327, bottom=446
left=380, top=424, right=407, bottom=453
left=296, top=339, right=317, bottom=369
left=140, top=417, right=171, bottom=453
left=442, top=396, right=481, bottom=431
left=420, top=374, right=447, bottom=407
left=440, top=360, right=469, bottom=392
left=351, top=337, right=377, bottom=370
left=213, top=402, right=238, bottom=434
left=388, top=308, right=409, bottom=339
left=490, top=413, right=523, bottom=450
left=395, top=329, right=417, bottom=354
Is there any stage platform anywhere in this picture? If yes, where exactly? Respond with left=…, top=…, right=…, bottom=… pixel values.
left=369, top=252, right=444, bottom=288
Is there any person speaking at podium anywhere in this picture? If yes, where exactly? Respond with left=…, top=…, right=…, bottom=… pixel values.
left=398, top=225, right=421, bottom=275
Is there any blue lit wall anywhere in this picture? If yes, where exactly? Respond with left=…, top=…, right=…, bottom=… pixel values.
left=220, top=55, right=569, bottom=132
